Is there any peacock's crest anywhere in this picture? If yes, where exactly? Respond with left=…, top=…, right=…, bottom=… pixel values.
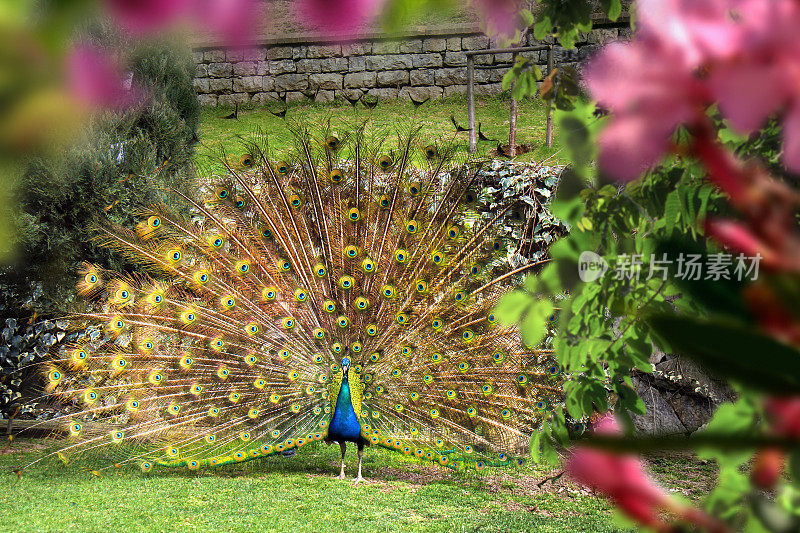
left=26, top=122, right=562, bottom=474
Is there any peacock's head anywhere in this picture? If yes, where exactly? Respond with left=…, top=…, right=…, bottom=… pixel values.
left=341, top=356, right=351, bottom=373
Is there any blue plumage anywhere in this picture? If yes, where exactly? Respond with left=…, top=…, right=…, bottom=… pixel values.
left=328, top=377, right=362, bottom=443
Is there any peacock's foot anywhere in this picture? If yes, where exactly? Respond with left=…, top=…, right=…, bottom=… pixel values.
left=353, top=475, right=365, bottom=484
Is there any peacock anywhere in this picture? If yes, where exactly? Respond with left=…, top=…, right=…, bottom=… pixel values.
left=20, top=122, right=562, bottom=481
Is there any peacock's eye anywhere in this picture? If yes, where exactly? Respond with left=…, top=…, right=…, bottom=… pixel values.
left=235, top=197, right=245, bottom=208
left=276, top=161, right=289, bottom=174
left=348, top=208, right=360, bottom=221
left=406, top=220, right=418, bottom=234
left=379, top=195, right=390, bottom=208
left=216, top=187, right=229, bottom=200
left=290, top=194, right=302, bottom=208
left=382, top=285, right=396, bottom=298
left=454, top=291, right=465, bottom=301
left=240, top=154, right=253, bottom=167
left=366, top=325, right=377, bottom=336
left=330, top=169, right=344, bottom=183
left=394, top=249, right=407, bottom=263
left=378, top=155, right=393, bottom=169
left=148, top=216, right=161, bottom=228
left=326, top=136, right=340, bottom=149
left=87, top=274, right=98, bottom=284
left=408, top=183, right=420, bottom=196
left=424, top=145, right=437, bottom=158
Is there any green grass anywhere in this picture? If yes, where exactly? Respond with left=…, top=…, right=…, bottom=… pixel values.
left=1, top=439, right=619, bottom=532
left=194, top=95, right=564, bottom=175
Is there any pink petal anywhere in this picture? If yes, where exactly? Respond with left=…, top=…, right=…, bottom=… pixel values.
left=192, top=0, right=263, bottom=46
left=473, top=0, right=519, bottom=39
left=597, top=114, right=677, bottom=181
left=708, top=63, right=785, bottom=133
left=66, top=44, right=140, bottom=110
left=704, top=218, right=772, bottom=259
left=295, top=0, right=384, bottom=34
left=105, top=0, right=191, bottom=35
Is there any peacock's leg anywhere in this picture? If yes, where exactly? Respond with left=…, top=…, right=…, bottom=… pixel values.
left=354, top=442, right=365, bottom=483
left=337, top=441, right=347, bottom=480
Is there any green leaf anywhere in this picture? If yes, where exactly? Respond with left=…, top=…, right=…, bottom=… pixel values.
left=521, top=300, right=554, bottom=347
left=533, top=16, right=552, bottom=40
left=664, top=190, right=680, bottom=235
left=520, top=9, right=535, bottom=27
left=648, top=315, right=800, bottom=393
left=601, top=0, right=622, bottom=21
left=501, top=69, right=516, bottom=91
left=494, top=291, right=533, bottom=325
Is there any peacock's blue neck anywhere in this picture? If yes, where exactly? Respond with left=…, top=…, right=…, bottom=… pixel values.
left=328, top=374, right=362, bottom=442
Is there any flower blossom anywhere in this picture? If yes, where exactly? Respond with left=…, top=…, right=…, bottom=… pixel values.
left=66, top=44, right=142, bottom=110
left=567, top=415, right=728, bottom=532
left=585, top=0, right=800, bottom=180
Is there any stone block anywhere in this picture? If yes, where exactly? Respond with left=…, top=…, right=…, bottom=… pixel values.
left=462, top=35, right=490, bottom=50
left=411, top=54, right=442, bottom=68
left=365, top=54, right=413, bottom=70
left=373, top=40, right=401, bottom=54
left=399, top=40, right=422, bottom=53
left=306, top=44, right=341, bottom=58
left=444, top=84, right=468, bottom=97
left=195, top=64, right=208, bottom=77
left=377, top=70, right=409, bottom=87
left=226, top=49, right=244, bottom=62
left=267, top=46, right=294, bottom=60
left=410, top=69, right=434, bottom=86
left=209, top=78, right=232, bottom=92
left=423, top=38, right=446, bottom=52
left=348, top=56, right=366, bottom=71
left=474, top=53, right=493, bottom=65
left=443, top=51, right=466, bottom=66
left=192, top=51, right=205, bottom=64
left=234, top=76, right=263, bottom=93
left=474, top=82, right=504, bottom=96
left=233, top=61, right=258, bottom=76
left=399, top=86, right=443, bottom=100
left=368, top=87, right=399, bottom=99
left=251, top=92, right=276, bottom=105
left=486, top=68, right=506, bottom=83
left=446, top=37, right=462, bottom=51
left=344, top=71, right=376, bottom=88
left=241, top=48, right=265, bottom=61
left=207, top=62, right=233, bottom=78
left=219, top=93, right=249, bottom=106
left=310, top=73, right=343, bottom=90
left=315, top=90, right=336, bottom=103
left=257, top=61, right=270, bottom=75
left=275, top=73, right=308, bottom=91
left=320, top=57, right=348, bottom=72
left=192, top=78, right=210, bottom=93
left=494, top=52, right=513, bottom=63
left=204, top=49, right=225, bottom=62
left=261, top=76, right=275, bottom=92
left=343, top=42, right=371, bottom=55
left=296, top=59, right=322, bottom=74
left=198, top=93, right=218, bottom=106
left=270, top=60, right=297, bottom=75
left=285, top=91, right=306, bottom=102
left=293, top=46, right=308, bottom=59
left=435, top=68, right=467, bottom=86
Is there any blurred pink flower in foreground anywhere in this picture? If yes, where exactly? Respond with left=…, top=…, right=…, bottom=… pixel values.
left=585, top=0, right=800, bottom=180
left=66, top=44, right=141, bottom=110
left=295, top=0, right=385, bottom=34
left=473, top=0, right=520, bottom=40
left=567, top=415, right=728, bottom=532
left=104, top=0, right=262, bottom=44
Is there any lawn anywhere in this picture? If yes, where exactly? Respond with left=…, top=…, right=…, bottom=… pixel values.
left=0, top=438, right=716, bottom=532
left=193, top=95, right=564, bottom=175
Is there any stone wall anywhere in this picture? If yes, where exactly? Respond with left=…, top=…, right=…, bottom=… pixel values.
left=191, top=24, right=628, bottom=106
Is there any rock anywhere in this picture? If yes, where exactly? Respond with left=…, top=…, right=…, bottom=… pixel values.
left=274, top=74, right=308, bottom=92
left=423, top=38, right=446, bottom=52
left=269, top=60, right=296, bottom=75
left=232, top=62, right=258, bottom=76
left=207, top=62, right=232, bottom=78
left=233, top=76, right=263, bottom=93
left=306, top=44, right=342, bottom=58
left=411, top=54, right=442, bottom=68
left=208, top=78, right=232, bottom=92
left=377, top=70, right=409, bottom=87
left=410, top=69, right=434, bottom=86
left=462, top=35, right=490, bottom=51
left=344, top=71, right=376, bottom=89
left=365, top=54, right=413, bottom=71
left=309, top=73, right=343, bottom=90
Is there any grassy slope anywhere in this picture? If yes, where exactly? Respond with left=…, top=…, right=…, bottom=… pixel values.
left=1, top=440, right=619, bottom=532
left=193, top=95, right=563, bottom=176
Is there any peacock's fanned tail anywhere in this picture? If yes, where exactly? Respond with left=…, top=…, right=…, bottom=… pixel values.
left=26, top=124, right=562, bottom=473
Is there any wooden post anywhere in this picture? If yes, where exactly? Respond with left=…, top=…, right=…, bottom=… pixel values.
left=545, top=45, right=554, bottom=148
left=467, top=55, right=476, bottom=153
left=509, top=51, right=518, bottom=157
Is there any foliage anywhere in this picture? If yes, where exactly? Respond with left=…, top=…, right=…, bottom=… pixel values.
left=0, top=40, right=199, bottom=315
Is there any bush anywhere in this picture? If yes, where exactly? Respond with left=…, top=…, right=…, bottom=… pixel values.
left=0, top=40, right=200, bottom=315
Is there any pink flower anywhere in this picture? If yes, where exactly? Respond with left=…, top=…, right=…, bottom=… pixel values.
left=295, top=0, right=385, bottom=35
left=567, top=415, right=729, bottom=532
left=66, top=44, right=141, bottom=110
left=473, top=0, right=520, bottom=41
left=584, top=39, right=706, bottom=180
left=104, top=0, right=191, bottom=35
left=566, top=417, right=672, bottom=528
